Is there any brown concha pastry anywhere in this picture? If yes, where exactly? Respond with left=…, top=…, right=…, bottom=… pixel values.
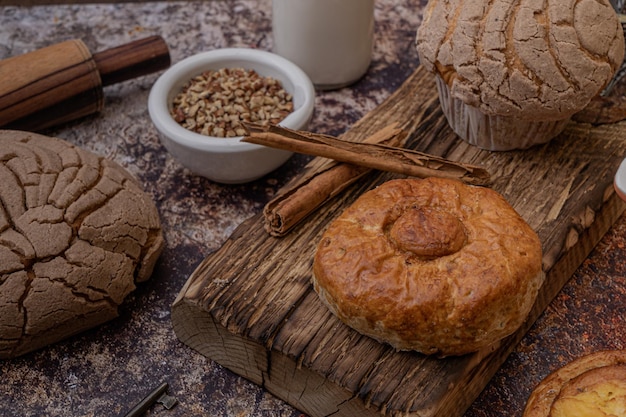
left=523, top=350, right=626, bottom=417
left=312, top=177, right=543, bottom=357
left=0, top=130, right=165, bottom=359
left=416, top=0, right=625, bottom=151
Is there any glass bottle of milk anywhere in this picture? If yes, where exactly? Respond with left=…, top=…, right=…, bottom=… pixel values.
left=272, top=0, right=375, bottom=90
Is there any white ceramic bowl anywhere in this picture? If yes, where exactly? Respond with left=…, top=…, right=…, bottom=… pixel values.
left=614, top=158, right=626, bottom=202
left=148, top=48, right=315, bottom=184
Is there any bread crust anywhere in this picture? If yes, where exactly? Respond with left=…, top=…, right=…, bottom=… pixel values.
left=312, top=178, right=543, bottom=356
left=523, top=350, right=626, bottom=417
left=0, top=130, right=164, bottom=359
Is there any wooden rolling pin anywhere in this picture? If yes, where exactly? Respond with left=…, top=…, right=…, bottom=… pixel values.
left=0, top=35, right=170, bottom=131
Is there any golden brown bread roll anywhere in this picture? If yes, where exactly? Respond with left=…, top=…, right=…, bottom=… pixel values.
left=416, top=0, right=625, bottom=150
left=0, top=130, right=164, bottom=359
left=312, top=178, right=543, bottom=356
left=523, top=350, right=626, bottom=417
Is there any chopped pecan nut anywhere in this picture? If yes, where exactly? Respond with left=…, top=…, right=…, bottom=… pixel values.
left=171, top=67, right=294, bottom=138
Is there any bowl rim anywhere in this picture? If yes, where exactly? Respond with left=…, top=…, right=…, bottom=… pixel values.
left=148, top=47, right=315, bottom=154
left=615, top=158, right=626, bottom=202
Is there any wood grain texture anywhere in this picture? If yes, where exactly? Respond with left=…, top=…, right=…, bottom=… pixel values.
left=93, top=35, right=170, bottom=87
left=0, top=39, right=103, bottom=131
left=0, top=36, right=169, bottom=131
left=172, top=65, right=626, bottom=417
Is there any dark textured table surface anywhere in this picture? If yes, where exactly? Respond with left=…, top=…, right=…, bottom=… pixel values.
left=1, top=1, right=625, bottom=416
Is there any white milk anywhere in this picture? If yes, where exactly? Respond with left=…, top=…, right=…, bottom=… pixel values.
left=272, top=0, right=375, bottom=90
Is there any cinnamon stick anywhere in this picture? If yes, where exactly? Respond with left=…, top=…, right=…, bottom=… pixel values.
left=242, top=124, right=491, bottom=186
left=260, top=124, right=406, bottom=236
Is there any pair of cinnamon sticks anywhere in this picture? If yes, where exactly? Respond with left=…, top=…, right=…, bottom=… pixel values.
left=242, top=123, right=491, bottom=236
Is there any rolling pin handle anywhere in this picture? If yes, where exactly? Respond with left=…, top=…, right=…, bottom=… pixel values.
left=93, top=35, right=171, bottom=87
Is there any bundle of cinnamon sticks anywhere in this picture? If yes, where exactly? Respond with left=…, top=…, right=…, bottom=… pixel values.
left=242, top=123, right=491, bottom=236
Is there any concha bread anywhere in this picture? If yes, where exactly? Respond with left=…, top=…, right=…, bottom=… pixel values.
left=312, top=178, right=543, bottom=357
left=523, top=350, right=626, bottom=417
left=0, top=130, right=165, bottom=359
left=416, top=0, right=625, bottom=149
left=417, top=0, right=624, bottom=120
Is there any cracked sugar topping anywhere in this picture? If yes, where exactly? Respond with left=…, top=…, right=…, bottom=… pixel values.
left=416, top=0, right=626, bottom=120
left=0, top=131, right=164, bottom=359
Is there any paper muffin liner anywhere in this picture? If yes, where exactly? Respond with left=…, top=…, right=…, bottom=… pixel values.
left=435, top=77, right=570, bottom=151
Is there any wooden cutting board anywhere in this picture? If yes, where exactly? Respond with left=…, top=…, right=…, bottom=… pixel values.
left=171, top=65, right=626, bottom=417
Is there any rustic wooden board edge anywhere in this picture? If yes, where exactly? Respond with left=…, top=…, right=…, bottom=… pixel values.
left=171, top=298, right=385, bottom=417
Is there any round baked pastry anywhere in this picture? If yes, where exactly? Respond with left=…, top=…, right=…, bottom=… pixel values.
left=312, top=177, right=543, bottom=356
left=523, top=350, right=626, bottom=417
left=0, top=130, right=164, bottom=359
left=416, top=0, right=625, bottom=151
